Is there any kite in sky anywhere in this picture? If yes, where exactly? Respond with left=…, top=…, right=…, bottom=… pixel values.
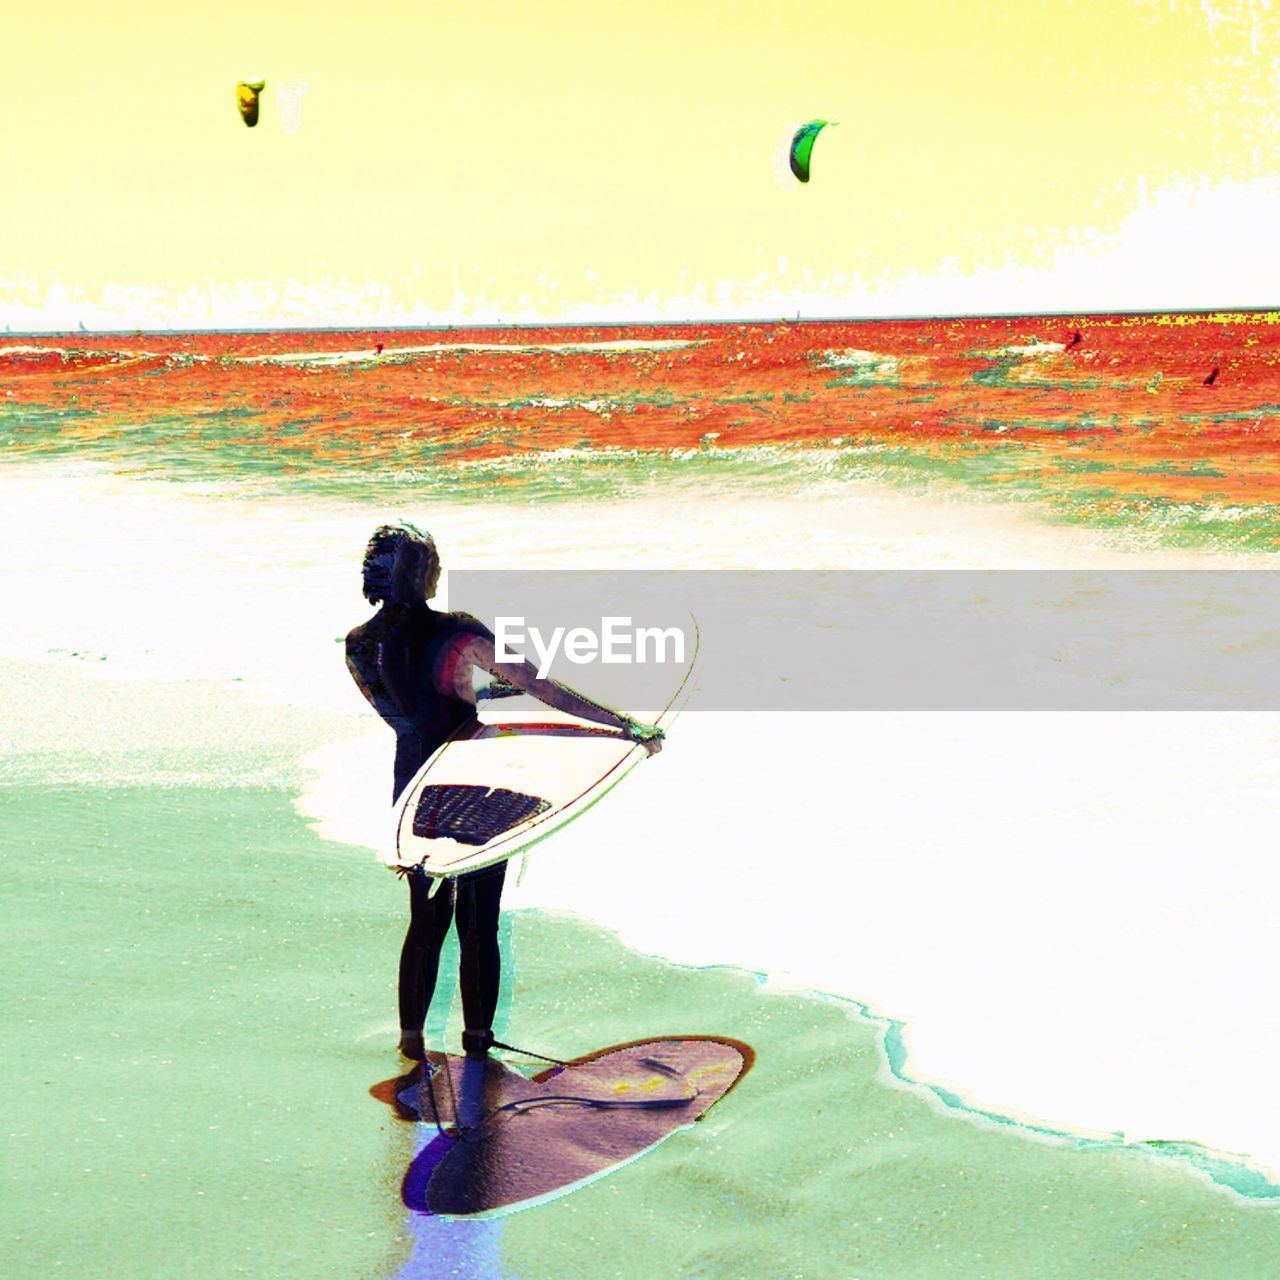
left=789, top=119, right=832, bottom=183
left=236, top=80, right=266, bottom=128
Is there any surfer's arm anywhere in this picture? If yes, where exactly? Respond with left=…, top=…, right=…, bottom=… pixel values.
left=446, top=635, right=663, bottom=753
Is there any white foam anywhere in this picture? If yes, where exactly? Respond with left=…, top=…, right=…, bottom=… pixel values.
left=814, top=348, right=901, bottom=374
left=295, top=701, right=1280, bottom=1179
left=510, top=711, right=1280, bottom=1172
left=0, top=344, right=68, bottom=357
left=233, top=339, right=708, bottom=367
left=987, top=341, right=1067, bottom=358
left=0, top=345, right=158, bottom=361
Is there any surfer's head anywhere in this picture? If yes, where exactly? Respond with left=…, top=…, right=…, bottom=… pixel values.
left=362, top=522, right=440, bottom=605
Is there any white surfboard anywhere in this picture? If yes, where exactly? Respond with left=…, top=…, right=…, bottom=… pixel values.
left=387, top=623, right=699, bottom=880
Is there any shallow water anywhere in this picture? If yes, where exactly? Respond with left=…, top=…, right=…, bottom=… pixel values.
left=5, top=782, right=1280, bottom=1279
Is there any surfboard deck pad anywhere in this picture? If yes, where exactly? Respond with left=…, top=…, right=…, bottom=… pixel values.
left=372, top=1036, right=751, bottom=1217
left=410, top=783, right=551, bottom=846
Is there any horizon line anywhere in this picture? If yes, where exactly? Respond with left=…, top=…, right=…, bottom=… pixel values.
left=3, top=304, right=1278, bottom=339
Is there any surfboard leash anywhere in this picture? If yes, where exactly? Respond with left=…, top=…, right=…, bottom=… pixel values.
left=490, top=1038, right=570, bottom=1067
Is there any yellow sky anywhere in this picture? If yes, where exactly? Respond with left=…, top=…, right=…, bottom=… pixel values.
left=3, top=0, right=1277, bottom=328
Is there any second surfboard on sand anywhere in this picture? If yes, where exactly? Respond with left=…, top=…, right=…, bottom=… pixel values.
left=374, top=1035, right=752, bottom=1217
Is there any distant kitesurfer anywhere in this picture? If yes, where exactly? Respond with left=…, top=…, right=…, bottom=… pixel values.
left=345, top=523, right=662, bottom=1062
left=1067, top=330, right=1082, bottom=350
left=375, top=342, right=385, bottom=356
left=1204, top=365, right=1220, bottom=387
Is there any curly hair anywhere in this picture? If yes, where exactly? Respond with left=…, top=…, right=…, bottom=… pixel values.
left=361, top=522, right=440, bottom=604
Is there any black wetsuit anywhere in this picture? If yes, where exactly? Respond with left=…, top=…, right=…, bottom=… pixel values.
left=345, top=604, right=506, bottom=1045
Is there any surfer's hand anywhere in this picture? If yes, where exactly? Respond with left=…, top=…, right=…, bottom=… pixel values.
left=623, top=721, right=664, bottom=755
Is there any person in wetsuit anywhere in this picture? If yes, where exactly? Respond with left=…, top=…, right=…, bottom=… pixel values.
left=345, top=523, right=662, bottom=1062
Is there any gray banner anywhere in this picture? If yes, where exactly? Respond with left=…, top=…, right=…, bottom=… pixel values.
left=445, top=570, right=1280, bottom=712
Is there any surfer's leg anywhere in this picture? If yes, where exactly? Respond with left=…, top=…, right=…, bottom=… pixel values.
left=455, top=863, right=507, bottom=1057
left=398, top=871, right=455, bottom=1059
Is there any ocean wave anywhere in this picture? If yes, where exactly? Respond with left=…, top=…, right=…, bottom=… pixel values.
left=513, top=396, right=620, bottom=415
left=813, top=347, right=898, bottom=370
left=983, top=340, right=1067, bottom=358
left=0, top=344, right=160, bottom=364
left=812, top=347, right=902, bottom=385
left=233, top=338, right=709, bottom=368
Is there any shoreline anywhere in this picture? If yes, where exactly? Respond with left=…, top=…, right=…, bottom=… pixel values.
left=516, top=904, right=1280, bottom=1204
left=5, top=459, right=1280, bottom=1195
